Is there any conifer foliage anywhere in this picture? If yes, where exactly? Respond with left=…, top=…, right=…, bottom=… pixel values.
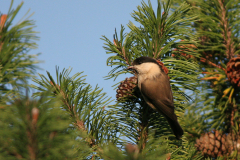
left=0, top=94, right=85, bottom=159
left=170, top=0, right=240, bottom=159
left=1, top=0, right=240, bottom=159
left=102, top=0, right=201, bottom=159
left=0, top=1, right=39, bottom=100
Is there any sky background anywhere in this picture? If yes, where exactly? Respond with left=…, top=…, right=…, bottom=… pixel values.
left=1, top=0, right=158, bottom=101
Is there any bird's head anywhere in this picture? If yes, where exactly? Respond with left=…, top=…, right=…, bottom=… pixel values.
left=127, top=56, right=162, bottom=75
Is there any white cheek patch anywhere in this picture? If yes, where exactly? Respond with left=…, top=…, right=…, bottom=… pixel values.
left=135, top=62, right=162, bottom=83
left=136, top=62, right=161, bottom=75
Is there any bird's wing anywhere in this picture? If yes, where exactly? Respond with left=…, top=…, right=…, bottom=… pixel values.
left=140, top=73, right=177, bottom=121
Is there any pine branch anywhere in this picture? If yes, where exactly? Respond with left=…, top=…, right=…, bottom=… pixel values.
left=0, top=1, right=40, bottom=98
left=0, top=93, right=88, bottom=159
left=218, top=0, right=235, bottom=59
left=0, top=14, right=7, bottom=51
left=100, top=134, right=168, bottom=160
left=200, top=57, right=226, bottom=71
left=174, top=0, right=240, bottom=158
left=113, top=34, right=130, bottom=66
left=32, top=67, right=120, bottom=158
left=102, top=1, right=201, bottom=159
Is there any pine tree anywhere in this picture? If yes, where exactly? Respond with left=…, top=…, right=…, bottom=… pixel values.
left=0, top=1, right=90, bottom=159
left=31, top=67, right=120, bottom=159
left=102, top=0, right=202, bottom=159
left=1, top=0, right=240, bottom=159
left=0, top=1, right=39, bottom=101
left=164, top=0, right=240, bottom=159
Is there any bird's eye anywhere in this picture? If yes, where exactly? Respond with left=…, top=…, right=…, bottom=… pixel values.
left=138, top=60, right=142, bottom=64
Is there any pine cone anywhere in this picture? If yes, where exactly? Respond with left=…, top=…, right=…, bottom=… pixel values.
left=226, top=56, right=240, bottom=87
left=156, top=60, right=169, bottom=75
left=195, top=131, right=240, bottom=158
left=116, top=76, right=138, bottom=101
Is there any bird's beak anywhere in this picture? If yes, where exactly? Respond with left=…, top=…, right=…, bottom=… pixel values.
left=127, top=66, right=134, bottom=70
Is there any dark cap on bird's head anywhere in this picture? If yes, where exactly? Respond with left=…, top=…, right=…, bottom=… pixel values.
left=127, top=56, right=158, bottom=69
left=127, top=56, right=164, bottom=74
left=132, top=56, right=159, bottom=66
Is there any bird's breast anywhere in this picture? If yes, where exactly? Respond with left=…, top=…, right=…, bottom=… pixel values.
left=137, top=73, right=161, bottom=112
left=137, top=74, right=145, bottom=90
left=137, top=73, right=160, bottom=90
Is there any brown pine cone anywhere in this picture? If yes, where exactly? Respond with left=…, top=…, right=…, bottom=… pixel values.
left=226, top=56, right=240, bottom=87
left=156, top=60, right=169, bottom=75
left=195, top=130, right=240, bottom=158
left=116, top=76, right=138, bottom=101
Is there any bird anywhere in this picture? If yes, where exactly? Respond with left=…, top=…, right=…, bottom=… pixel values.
left=127, top=56, right=183, bottom=139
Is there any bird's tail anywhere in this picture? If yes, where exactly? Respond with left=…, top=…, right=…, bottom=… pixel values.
left=166, top=116, right=183, bottom=139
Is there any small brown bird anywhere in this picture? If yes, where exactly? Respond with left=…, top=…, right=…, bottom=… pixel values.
left=128, top=56, right=183, bottom=139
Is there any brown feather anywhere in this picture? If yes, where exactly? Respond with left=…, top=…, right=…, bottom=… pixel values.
left=140, top=72, right=183, bottom=139
left=130, top=56, right=183, bottom=139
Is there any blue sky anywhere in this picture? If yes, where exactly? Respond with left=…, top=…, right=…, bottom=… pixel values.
left=1, top=0, right=158, bottom=100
